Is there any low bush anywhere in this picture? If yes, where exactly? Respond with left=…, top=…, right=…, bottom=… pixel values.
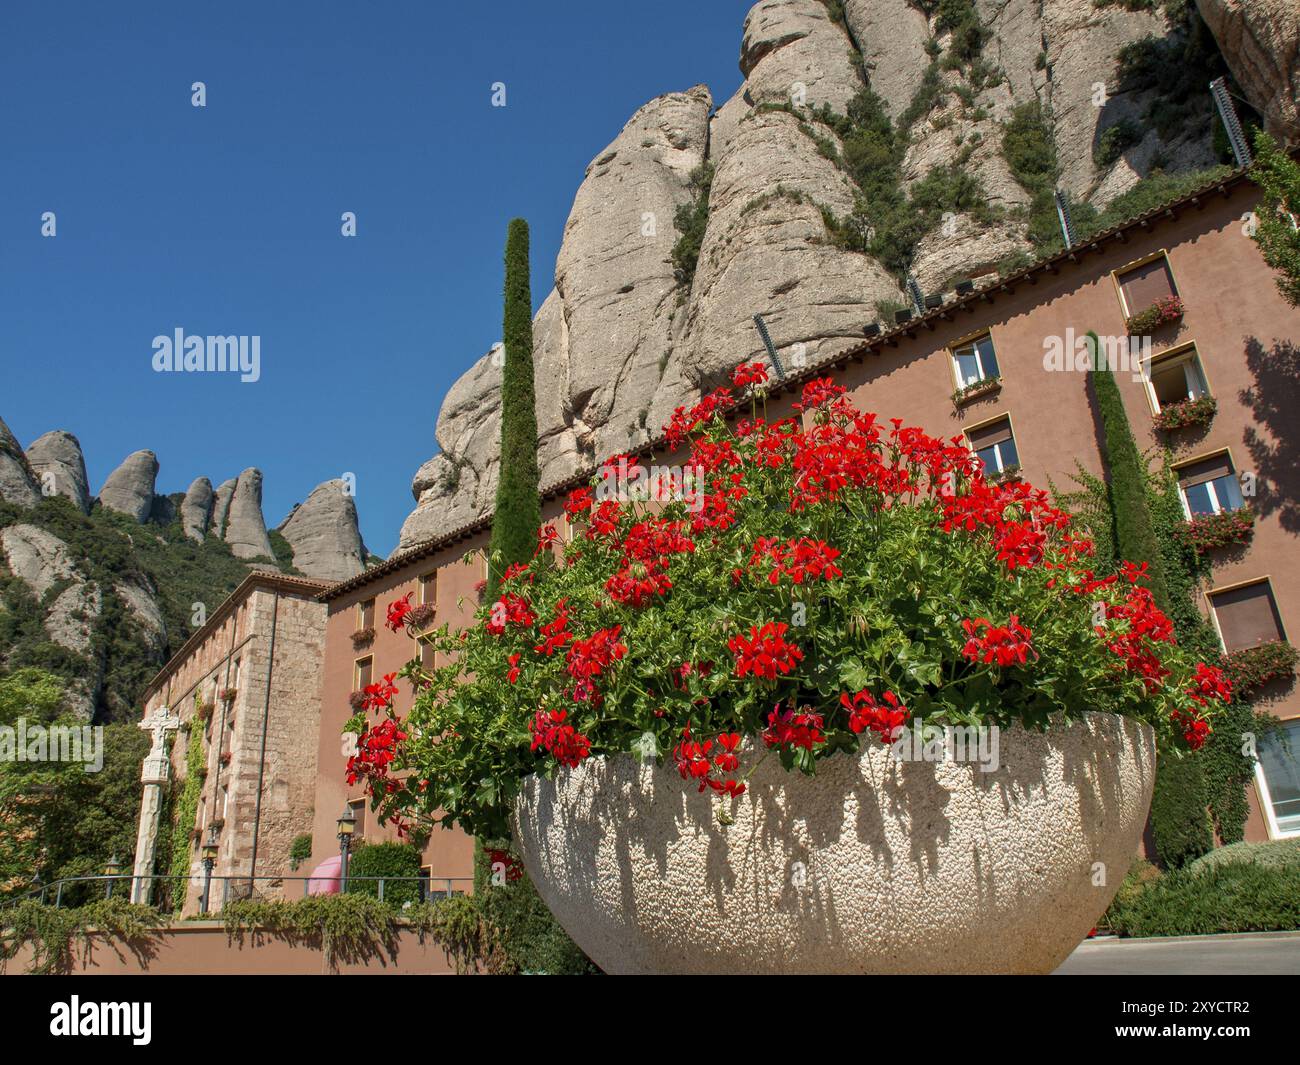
left=344, top=841, right=424, bottom=909
left=1106, top=862, right=1300, bottom=937
left=1187, top=839, right=1300, bottom=875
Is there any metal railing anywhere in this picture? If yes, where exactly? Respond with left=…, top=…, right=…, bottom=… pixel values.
left=1, top=873, right=474, bottom=914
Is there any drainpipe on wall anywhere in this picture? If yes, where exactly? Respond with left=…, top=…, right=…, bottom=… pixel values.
left=247, top=588, right=280, bottom=890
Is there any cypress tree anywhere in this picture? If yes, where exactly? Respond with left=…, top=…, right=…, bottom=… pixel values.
left=487, top=218, right=542, bottom=598
left=1088, top=331, right=1213, bottom=867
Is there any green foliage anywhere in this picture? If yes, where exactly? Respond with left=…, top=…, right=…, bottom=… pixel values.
left=487, top=218, right=542, bottom=599
left=934, top=0, right=986, bottom=64
left=0, top=668, right=149, bottom=899
left=1098, top=858, right=1162, bottom=931
left=1250, top=131, right=1300, bottom=307
left=1187, top=838, right=1300, bottom=874
left=472, top=839, right=593, bottom=974
left=670, top=163, right=714, bottom=290
left=1094, top=119, right=1143, bottom=168
left=344, top=841, right=423, bottom=908
left=266, top=529, right=299, bottom=574
left=1149, top=752, right=1215, bottom=867
left=1105, top=861, right=1300, bottom=937
left=0, top=897, right=162, bottom=974
left=1086, top=333, right=1173, bottom=612
left=288, top=833, right=312, bottom=870
left=165, top=717, right=207, bottom=912
left=219, top=892, right=491, bottom=974
left=1002, top=102, right=1058, bottom=198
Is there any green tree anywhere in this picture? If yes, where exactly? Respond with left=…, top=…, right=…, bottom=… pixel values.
left=1087, top=333, right=1213, bottom=866
left=486, top=218, right=542, bottom=598
left=1250, top=130, right=1300, bottom=307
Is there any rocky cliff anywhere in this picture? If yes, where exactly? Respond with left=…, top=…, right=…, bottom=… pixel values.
left=0, top=413, right=373, bottom=719
left=400, top=0, right=1291, bottom=548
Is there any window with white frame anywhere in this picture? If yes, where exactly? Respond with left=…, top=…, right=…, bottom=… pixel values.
left=1176, top=453, right=1244, bottom=517
left=966, top=418, right=1019, bottom=476
left=1257, top=719, right=1300, bottom=837
left=1208, top=580, right=1284, bottom=653
left=1146, top=347, right=1208, bottom=411
left=951, top=333, right=1000, bottom=389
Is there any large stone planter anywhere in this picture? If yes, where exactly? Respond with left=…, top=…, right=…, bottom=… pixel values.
left=513, top=712, right=1155, bottom=974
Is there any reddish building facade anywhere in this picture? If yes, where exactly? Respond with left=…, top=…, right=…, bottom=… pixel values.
left=312, top=166, right=1299, bottom=855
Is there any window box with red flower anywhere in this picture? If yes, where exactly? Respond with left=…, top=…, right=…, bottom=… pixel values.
left=219, top=751, right=232, bottom=767
left=1176, top=507, right=1255, bottom=553
left=365, top=369, right=1230, bottom=974
left=351, top=626, right=376, bottom=650
left=952, top=375, right=1002, bottom=407
left=218, top=687, right=237, bottom=704
left=348, top=690, right=368, bottom=712
left=1222, top=640, right=1298, bottom=695
left=1125, top=295, right=1184, bottom=336
left=1153, top=394, right=1216, bottom=432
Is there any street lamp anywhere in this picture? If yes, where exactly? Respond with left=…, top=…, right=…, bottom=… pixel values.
left=337, top=806, right=357, bottom=891
left=199, top=829, right=219, bottom=915
left=104, top=854, right=123, bottom=900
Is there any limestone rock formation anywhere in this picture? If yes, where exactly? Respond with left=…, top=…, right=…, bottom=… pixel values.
left=181, top=477, right=214, bottom=541
left=98, top=450, right=158, bottom=522
left=0, top=523, right=80, bottom=598
left=0, top=415, right=40, bottom=508
left=1197, top=0, right=1300, bottom=140
left=278, top=480, right=366, bottom=581
left=115, top=575, right=167, bottom=656
left=222, top=468, right=274, bottom=560
left=397, top=0, right=1273, bottom=547
left=211, top=478, right=236, bottom=538
left=25, top=430, right=90, bottom=513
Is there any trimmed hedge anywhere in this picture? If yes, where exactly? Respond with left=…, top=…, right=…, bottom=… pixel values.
left=1106, top=862, right=1300, bottom=937
left=1187, top=839, right=1300, bottom=875
left=344, top=841, right=423, bottom=909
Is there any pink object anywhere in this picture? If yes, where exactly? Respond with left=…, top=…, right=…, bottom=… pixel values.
left=306, top=855, right=342, bottom=895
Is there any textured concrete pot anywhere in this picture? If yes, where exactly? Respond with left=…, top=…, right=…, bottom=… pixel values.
left=513, top=712, right=1155, bottom=974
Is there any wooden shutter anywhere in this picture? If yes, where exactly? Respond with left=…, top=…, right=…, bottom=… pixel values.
left=967, top=419, right=1012, bottom=450
left=1119, top=257, right=1176, bottom=312
left=1177, top=454, right=1233, bottom=489
left=1211, top=583, right=1283, bottom=650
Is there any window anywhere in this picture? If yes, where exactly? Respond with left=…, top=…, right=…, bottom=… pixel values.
left=1257, top=720, right=1300, bottom=837
left=951, top=333, right=1000, bottom=389
left=1209, top=580, right=1284, bottom=652
left=357, top=598, right=375, bottom=630
left=419, top=571, right=438, bottom=607
left=966, top=418, right=1019, bottom=477
left=1146, top=346, right=1208, bottom=411
left=419, top=640, right=435, bottom=671
left=354, top=656, right=374, bottom=690
left=1117, top=254, right=1177, bottom=315
left=1177, top=453, right=1244, bottom=517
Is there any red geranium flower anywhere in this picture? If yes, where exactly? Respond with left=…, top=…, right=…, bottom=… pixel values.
left=728, top=622, right=804, bottom=680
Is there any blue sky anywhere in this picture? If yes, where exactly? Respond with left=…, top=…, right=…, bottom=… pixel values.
left=0, top=0, right=748, bottom=555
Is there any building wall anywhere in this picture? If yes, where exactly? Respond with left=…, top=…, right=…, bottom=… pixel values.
left=312, top=180, right=1298, bottom=854
left=140, top=579, right=327, bottom=912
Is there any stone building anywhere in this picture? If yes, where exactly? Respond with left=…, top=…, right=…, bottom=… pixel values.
left=133, top=572, right=329, bottom=913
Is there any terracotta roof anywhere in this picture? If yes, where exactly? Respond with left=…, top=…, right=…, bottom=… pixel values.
left=143, top=570, right=330, bottom=701
left=320, top=160, right=1266, bottom=603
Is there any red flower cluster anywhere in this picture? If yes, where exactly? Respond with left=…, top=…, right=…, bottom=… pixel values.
left=485, top=848, right=525, bottom=883
left=533, top=600, right=575, bottom=656
left=528, top=708, right=592, bottom=768
left=748, top=537, right=843, bottom=585
left=673, top=726, right=746, bottom=796
left=841, top=689, right=909, bottom=744
left=1170, top=707, right=1211, bottom=750
left=762, top=704, right=825, bottom=752
left=731, top=361, right=770, bottom=389
left=386, top=593, right=413, bottom=632
left=1095, top=583, right=1175, bottom=692
left=346, top=717, right=408, bottom=786
left=729, top=622, right=804, bottom=680
left=486, top=592, right=536, bottom=636
left=359, top=671, right=399, bottom=713
left=961, top=616, right=1035, bottom=667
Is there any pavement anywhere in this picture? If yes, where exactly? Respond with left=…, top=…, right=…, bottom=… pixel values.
left=1054, top=931, right=1300, bottom=974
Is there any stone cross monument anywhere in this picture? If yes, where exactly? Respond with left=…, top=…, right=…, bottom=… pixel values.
left=130, top=705, right=180, bottom=904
